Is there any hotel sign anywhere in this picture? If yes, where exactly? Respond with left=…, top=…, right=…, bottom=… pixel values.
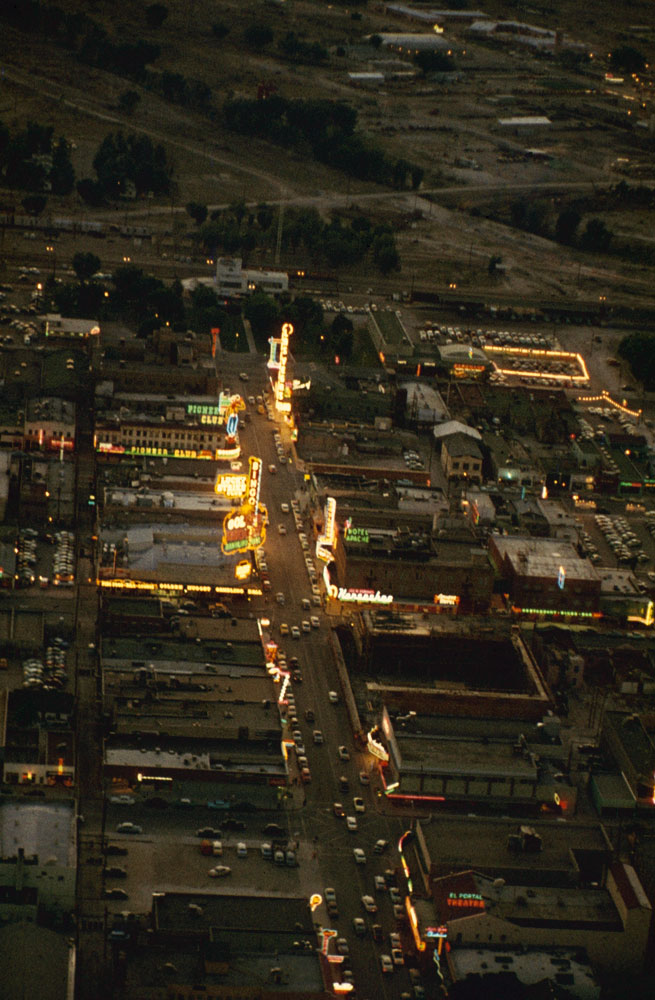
left=214, top=474, right=247, bottom=498
left=328, top=586, right=393, bottom=605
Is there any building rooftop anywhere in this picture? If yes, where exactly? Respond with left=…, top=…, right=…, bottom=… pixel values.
left=491, top=535, right=600, bottom=583
left=0, top=802, right=75, bottom=867
left=450, top=947, right=600, bottom=1000
left=153, top=891, right=314, bottom=937
left=396, top=733, right=538, bottom=779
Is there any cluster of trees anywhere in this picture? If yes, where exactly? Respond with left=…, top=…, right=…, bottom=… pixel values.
left=76, top=131, right=172, bottom=205
left=507, top=197, right=614, bottom=253
left=194, top=204, right=400, bottom=274
left=243, top=23, right=328, bottom=64
left=618, top=332, right=655, bottom=390
left=223, top=96, right=423, bottom=189
left=0, top=2, right=161, bottom=80
left=150, top=70, right=213, bottom=111
left=0, top=120, right=74, bottom=194
left=244, top=292, right=354, bottom=361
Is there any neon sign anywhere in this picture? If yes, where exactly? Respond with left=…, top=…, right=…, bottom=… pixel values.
left=214, top=474, right=247, bottom=498
left=235, top=559, right=252, bottom=580
left=344, top=526, right=369, bottom=544
left=434, top=593, right=460, bottom=607
left=367, top=726, right=389, bottom=762
left=221, top=456, right=267, bottom=555
left=316, top=497, right=337, bottom=563
left=275, top=322, right=293, bottom=413
left=328, top=586, right=393, bottom=605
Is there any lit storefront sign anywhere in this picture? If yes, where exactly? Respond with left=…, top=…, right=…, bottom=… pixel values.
left=221, top=456, right=268, bottom=555
left=367, top=726, right=389, bottom=762
left=235, top=559, right=252, bottom=580
left=433, top=593, right=460, bottom=607
left=328, top=585, right=393, bottom=605
left=97, top=578, right=262, bottom=596
left=97, top=442, right=217, bottom=459
left=214, top=473, right=247, bottom=498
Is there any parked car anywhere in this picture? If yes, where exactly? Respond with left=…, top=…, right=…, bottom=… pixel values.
left=208, top=866, right=231, bottom=878
left=116, top=822, right=142, bottom=835
left=361, top=894, right=377, bottom=914
left=380, top=954, right=393, bottom=974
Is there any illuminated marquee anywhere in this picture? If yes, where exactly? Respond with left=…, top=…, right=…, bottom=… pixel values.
left=221, top=456, right=268, bottom=555
left=367, top=726, right=389, bottom=762
left=214, top=473, right=247, bottom=499
left=328, top=585, right=393, bottom=605
left=316, top=497, right=337, bottom=563
left=344, top=525, right=369, bottom=544
left=275, top=322, right=293, bottom=413
left=235, top=559, right=252, bottom=580
left=97, top=442, right=216, bottom=460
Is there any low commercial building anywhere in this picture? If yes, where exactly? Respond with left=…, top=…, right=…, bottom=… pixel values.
left=0, top=689, right=75, bottom=788
left=489, top=535, right=602, bottom=616
left=41, top=313, right=100, bottom=340
left=117, top=892, right=333, bottom=999
left=0, top=801, right=76, bottom=920
left=440, top=432, right=483, bottom=484
left=24, top=397, right=75, bottom=453
left=430, top=865, right=651, bottom=978
left=600, top=711, right=655, bottom=810
left=215, top=257, right=288, bottom=298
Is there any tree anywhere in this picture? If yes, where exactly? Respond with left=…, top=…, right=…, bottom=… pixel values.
left=186, top=201, right=208, bottom=226
left=580, top=218, right=613, bottom=252
left=610, top=46, right=646, bottom=74
left=145, top=4, right=169, bottom=29
left=244, top=291, right=281, bottom=339
left=243, top=24, right=273, bottom=49
left=50, top=137, right=75, bottom=195
left=76, top=178, right=105, bottom=206
left=72, top=251, right=101, bottom=281
left=21, top=194, right=47, bottom=216
left=212, top=21, right=230, bottom=40
left=555, top=207, right=581, bottom=246
left=373, top=233, right=400, bottom=274
left=118, top=90, right=141, bottom=115
left=414, top=50, right=455, bottom=74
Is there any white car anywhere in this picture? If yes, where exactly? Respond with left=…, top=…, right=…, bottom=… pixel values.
left=291, top=626, right=301, bottom=640
left=390, top=932, right=401, bottom=950
left=361, top=894, right=377, bottom=914
left=301, top=620, right=311, bottom=633
left=391, top=947, right=404, bottom=966
left=336, top=938, right=349, bottom=956
left=353, top=797, right=365, bottom=813
left=208, top=866, right=231, bottom=878
left=338, top=746, right=350, bottom=761
left=281, top=502, right=290, bottom=513
left=236, top=842, right=247, bottom=857
left=310, top=616, right=320, bottom=628
left=380, top=954, right=393, bottom=974
left=324, top=887, right=337, bottom=904
left=328, top=690, right=339, bottom=704
left=277, top=524, right=287, bottom=535
left=353, top=848, right=366, bottom=865
left=346, top=816, right=358, bottom=832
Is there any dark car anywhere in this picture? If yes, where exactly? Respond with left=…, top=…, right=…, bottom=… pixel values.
left=102, top=844, right=128, bottom=856
left=339, top=775, right=350, bottom=792
left=222, top=817, right=246, bottom=831
left=196, top=827, right=221, bottom=838
left=143, top=796, right=169, bottom=809
left=104, top=867, right=127, bottom=878
left=304, top=709, right=315, bottom=723
left=263, top=822, right=285, bottom=838
left=372, top=923, right=383, bottom=943
left=103, top=888, right=129, bottom=900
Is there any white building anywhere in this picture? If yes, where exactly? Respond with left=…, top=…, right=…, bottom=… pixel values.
left=215, top=257, right=288, bottom=298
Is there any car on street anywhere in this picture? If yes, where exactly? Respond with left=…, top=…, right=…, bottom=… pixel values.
left=104, top=867, right=127, bottom=878
left=110, top=794, right=135, bottom=805
left=337, top=938, right=349, bottom=956
left=374, top=875, right=386, bottom=891
left=280, top=502, right=290, bottom=513
left=280, top=623, right=289, bottom=636
left=333, top=802, right=345, bottom=817
left=346, top=815, right=358, bottom=832
left=301, top=619, right=311, bottom=632
left=353, top=917, right=366, bottom=936
left=361, top=895, right=377, bottom=914
left=291, top=625, right=301, bottom=639
left=380, top=954, right=393, bottom=974
left=359, top=771, right=370, bottom=785
left=103, top=888, right=129, bottom=900
left=310, top=615, right=320, bottom=628
left=300, top=766, right=312, bottom=783
left=305, top=709, right=315, bottom=723
left=327, top=901, right=339, bottom=919
left=263, top=823, right=285, bottom=838
left=222, top=818, right=246, bottom=832
left=208, top=866, right=231, bottom=878
left=116, top=822, right=142, bottom=835
left=393, top=904, right=405, bottom=921
left=277, top=524, right=287, bottom=535
left=329, top=690, right=339, bottom=703
left=353, top=797, right=365, bottom=813
left=236, top=842, right=247, bottom=857
left=103, top=844, right=128, bottom=856
left=390, top=932, right=401, bottom=950
left=292, top=669, right=302, bottom=683
left=338, top=746, right=350, bottom=761
left=313, top=730, right=324, bottom=744
left=374, top=839, right=389, bottom=854
left=391, top=948, right=405, bottom=966
left=372, top=923, right=383, bottom=942
left=353, top=848, right=366, bottom=865
left=324, top=887, right=337, bottom=904
left=339, top=775, right=350, bottom=792
left=196, top=827, right=221, bottom=838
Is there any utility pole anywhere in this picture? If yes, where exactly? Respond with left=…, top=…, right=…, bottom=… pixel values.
left=274, top=200, right=285, bottom=268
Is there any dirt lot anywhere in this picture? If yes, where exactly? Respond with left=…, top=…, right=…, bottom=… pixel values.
left=1, top=1, right=655, bottom=308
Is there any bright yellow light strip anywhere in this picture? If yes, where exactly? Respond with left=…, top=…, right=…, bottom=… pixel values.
left=576, top=389, right=641, bottom=418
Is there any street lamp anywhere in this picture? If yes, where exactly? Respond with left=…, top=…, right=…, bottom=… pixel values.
left=45, top=244, right=56, bottom=277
